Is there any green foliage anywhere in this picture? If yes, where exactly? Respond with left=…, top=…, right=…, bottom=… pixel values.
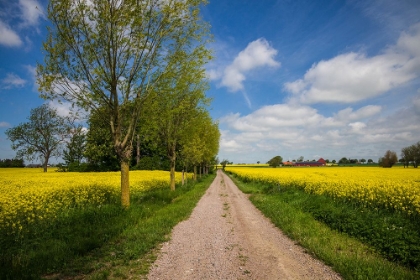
left=133, top=156, right=170, bottom=171
left=0, top=174, right=215, bottom=279
left=339, top=157, right=349, bottom=164
left=267, top=155, right=283, bottom=167
left=180, top=111, right=220, bottom=175
left=63, top=125, right=86, bottom=167
left=84, top=107, right=120, bottom=171
left=0, top=158, right=25, bottom=167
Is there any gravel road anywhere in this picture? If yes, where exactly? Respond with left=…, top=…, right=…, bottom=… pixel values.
left=147, top=170, right=341, bottom=279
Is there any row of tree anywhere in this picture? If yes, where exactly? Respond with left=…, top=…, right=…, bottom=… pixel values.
left=0, top=158, right=25, bottom=168
left=6, top=0, right=218, bottom=208
left=6, top=95, right=220, bottom=185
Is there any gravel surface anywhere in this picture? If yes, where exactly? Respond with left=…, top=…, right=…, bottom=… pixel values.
left=147, top=170, right=342, bottom=279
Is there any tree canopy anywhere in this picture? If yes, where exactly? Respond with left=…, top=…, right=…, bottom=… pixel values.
left=5, top=104, right=70, bottom=172
left=267, top=155, right=283, bottom=167
left=379, top=150, right=398, bottom=168
left=401, top=141, right=420, bottom=168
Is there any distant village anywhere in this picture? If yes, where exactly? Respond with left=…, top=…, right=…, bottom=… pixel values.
left=282, top=158, right=328, bottom=167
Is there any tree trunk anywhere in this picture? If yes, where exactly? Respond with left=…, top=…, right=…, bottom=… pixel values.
left=193, top=165, right=197, bottom=181
left=182, top=169, right=185, bottom=186
left=136, top=134, right=140, bottom=166
left=121, top=159, right=130, bottom=208
left=185, top=164, right=188, bottom=184
left=43, top=154, right=49, bottom=172
left=170, top=158, right=176, bottom=191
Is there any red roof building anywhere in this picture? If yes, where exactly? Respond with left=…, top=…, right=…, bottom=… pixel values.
left=294, top=158, right=326, bottom=167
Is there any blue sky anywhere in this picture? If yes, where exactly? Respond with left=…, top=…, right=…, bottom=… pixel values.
left=1, top=0, right=420, bottom=164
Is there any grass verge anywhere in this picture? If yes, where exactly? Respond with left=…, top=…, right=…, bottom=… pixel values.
left=0, top=174, right=215, bottom=279
left=228, top=173, right=420, bottom=280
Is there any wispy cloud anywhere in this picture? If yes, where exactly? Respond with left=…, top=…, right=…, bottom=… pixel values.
left=0, top=0, right=45, bottom=48
left=18, top=0, right=45, bottom=27
left=285, top=23, right=420, bottom=104
left=1, top=73, right=27, bottom=89
left=0, top=20, right=22, bottom=47
left=0, top=122, right=11, bottom=128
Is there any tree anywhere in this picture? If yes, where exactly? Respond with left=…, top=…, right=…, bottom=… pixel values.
left=267, top=156, right=283, bottom=167
left=349, top=158, right=358, bottom=164
left=152, top=43, right=212, bottom=190
left=380, top=150, right=398, bottom=168
left=257, top=161, right=260, bottom=164
left=63, top=125, right=86, bottom=170
left=368, top=159, right=373, bottom=163
left=332, top=159, right=336, bottom=164
left=6, top=104, right=70, bottom=172
left=84, top=107, right=120, bottom=171
left=0, top=158, right=25, bottom=167
left=401, top=141, right=420, bottom=168
left=38, top=0, right=211, bottom=207
left=339, top=157, right=349, bottom=164
left=360, top=158, right=366, bottom=164
left=220, top=159, right=229, bottom=171
left=297, top=156, right=304, bottom=162
left=180, top=110, right=220, bottom=181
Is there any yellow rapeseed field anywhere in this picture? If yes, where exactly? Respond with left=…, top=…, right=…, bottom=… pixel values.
left=227, top=166, right=420, bottom=215
left=0, top=168, right=190, bottom=235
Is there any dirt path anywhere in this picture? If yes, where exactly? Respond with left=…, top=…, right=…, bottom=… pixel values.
left=147, top=170, right=341, bottom=279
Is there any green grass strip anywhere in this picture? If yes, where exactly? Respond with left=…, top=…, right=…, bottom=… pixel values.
left=229, top=174, right=419, bottom=280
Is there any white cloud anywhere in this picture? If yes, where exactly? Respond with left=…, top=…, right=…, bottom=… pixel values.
left=0, top=122, right=11, bottom=128
left=333, top=105, right=382, bottom=122
left=47, top=100, right=88, bottom=121
left=0, top=20, right=22, bottom=47
left=1, top=73, right=27, bottom=89
left=206, top=69, right=222, bottom=81
left=285, top=23, right=420, bottom=104
left=48, top=100, right=73, bottom=118
left=348, top=122, right=367, bottom=133
left=220, top=38, right=280, bottom=92
left=18, top=0, right=45, bottom=27
left=0, top=1, right=44, bottom=48
left=217, top=102, right=408, bottom=162
left=221, top=104, right=324, bottom=131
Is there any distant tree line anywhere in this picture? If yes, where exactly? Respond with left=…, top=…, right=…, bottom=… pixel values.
left=400, top=141, right=420, bottom=168
left=0, top=158, right=25, bottom=168
left=7, top=103, right=220, bottom=181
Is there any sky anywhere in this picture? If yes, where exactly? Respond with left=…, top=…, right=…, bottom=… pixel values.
left=1, top=0, right=420, bottom=164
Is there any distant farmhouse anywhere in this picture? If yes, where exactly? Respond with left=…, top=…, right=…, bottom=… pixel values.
left=283, top=158, right=327, bottom=167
